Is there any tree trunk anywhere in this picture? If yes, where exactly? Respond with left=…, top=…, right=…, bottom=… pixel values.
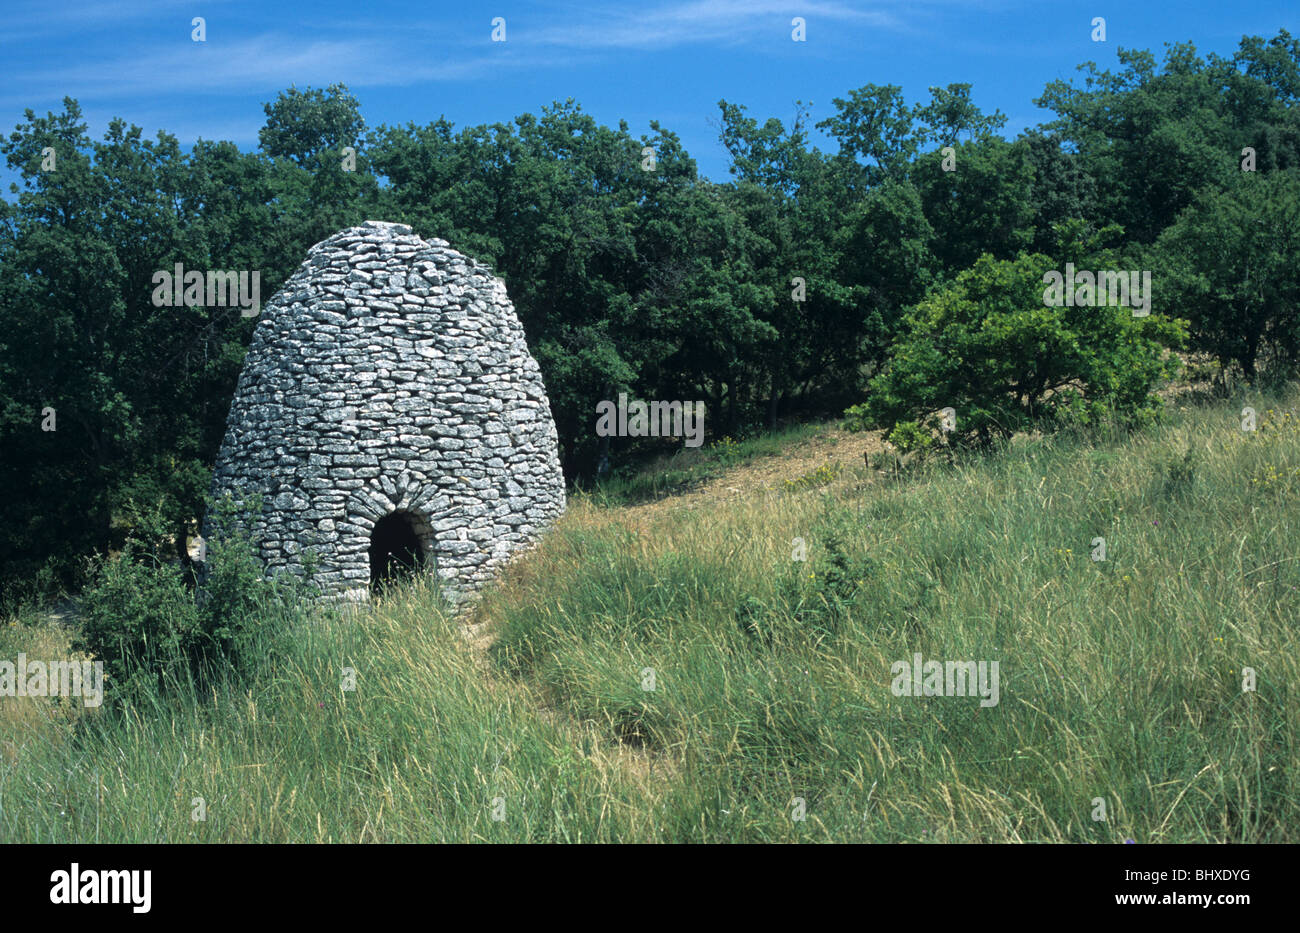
left=595, top=432, right=611, bottom=478
left=767, top=384, right=781, bottom=430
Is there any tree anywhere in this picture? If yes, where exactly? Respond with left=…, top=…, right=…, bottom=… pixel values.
left=847, top=252, right=1184, bottom=450
left=831, top=178, right=934, bottom=371
left=0, top=99, right=266, bottom=589
left=910, top=136, right=1035, bottom=273
left=259, top=84, right=380, bottom=249
left=1018, top=131, right=1102, bottom=255
left=1035, top=36, right=1299, bottom=243
left=815, top=84, right=917, bottom=186
left=1156, top=169, right=1300, bottom=381
left=718, top=100, right=878, bottom=427
left=258, top=83, right=366, bottom=169
left=912, top=82, right=1007, bottom=148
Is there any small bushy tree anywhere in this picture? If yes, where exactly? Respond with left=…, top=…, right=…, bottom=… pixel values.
left=74, top=543, right=203, bottom=702
left=75, top=495, right=310, bottom=706
left=846, top=252, right=1185, bottom=451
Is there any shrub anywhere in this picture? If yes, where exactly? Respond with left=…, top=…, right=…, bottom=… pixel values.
left=737, top=507, right=876, bottom=646
left=75, top=496, right=311, bottom=705
left=0, top=554, right=73, bottom=622
left=1160, top=445, right=1198, bottom=499
left=783, top=461, right=843, bottom=491
left=845, top=252, right=1186, bottom=448
left=883, top=418, right=942, bottom=456
left=200, top=495, right=282, bottom=663
left=74, top=544, right=203, bottom=702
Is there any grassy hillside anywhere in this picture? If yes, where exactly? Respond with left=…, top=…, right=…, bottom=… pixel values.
left=2, top=388, right=1297, bottom=842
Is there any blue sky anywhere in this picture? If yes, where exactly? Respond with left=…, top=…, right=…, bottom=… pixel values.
left=1, top=0, right=1294, bottom=187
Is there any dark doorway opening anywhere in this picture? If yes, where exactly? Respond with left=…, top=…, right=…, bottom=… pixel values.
left=369, top=512, right=427, bottom=594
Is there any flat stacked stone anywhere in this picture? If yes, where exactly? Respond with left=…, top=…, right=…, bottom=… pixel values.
left=204, top=220, right=566, bottom=604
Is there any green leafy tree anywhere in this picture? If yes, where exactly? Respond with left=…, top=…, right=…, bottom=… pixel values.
left=0, top=101, right=200, bottom=585
left=1018, top=131, right=1102, bottom=255
left=1036, top=35, right=1300, bottom=243
left=1156, top=169, right=1300, bottom=380
left=815, top=84, right=917, bottom=185
left=910, top=136, right=1035, bottom=273
left=847, top=252, right=1184, bottom=450
left=259, top=83, right=380, bottom=249
left=831, top=177, right=935, bottom=371
left=912, top=82, right=1007, bottom=148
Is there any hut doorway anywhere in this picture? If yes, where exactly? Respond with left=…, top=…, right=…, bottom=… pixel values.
left=369, top=511, right=427, bottom=593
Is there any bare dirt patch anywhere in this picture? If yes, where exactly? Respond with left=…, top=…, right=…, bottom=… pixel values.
left=615, top=424, right=887, bottom=530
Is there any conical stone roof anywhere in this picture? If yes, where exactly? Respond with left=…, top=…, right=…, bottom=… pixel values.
left=205, top=221, right=566, bottom=603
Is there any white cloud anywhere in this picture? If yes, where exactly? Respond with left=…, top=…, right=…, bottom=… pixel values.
left=529, top=0, right=902, bottom=50
left=0, top=35, right=522, bottom=109
left=0, top=0, right=218, bottom=43
left=0, top=0, right=959, bottom=111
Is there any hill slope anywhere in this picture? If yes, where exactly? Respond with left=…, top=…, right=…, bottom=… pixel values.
left=2, top=391, right=1296, bottom=842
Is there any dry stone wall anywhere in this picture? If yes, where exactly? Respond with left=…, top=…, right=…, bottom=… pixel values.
left=206, top=220, right=566, bottom=603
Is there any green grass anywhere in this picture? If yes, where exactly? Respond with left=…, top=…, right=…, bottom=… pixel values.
left=0, top=579, right=662, bottom=842
left=485, top=389, right=1299, bottom=841
left=1, top=390, right=1296, bottom=842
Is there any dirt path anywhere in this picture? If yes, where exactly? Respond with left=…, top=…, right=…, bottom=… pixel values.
left=43, top=597, right=80, bottom=627
left=616, top=424, right=887, bottom=530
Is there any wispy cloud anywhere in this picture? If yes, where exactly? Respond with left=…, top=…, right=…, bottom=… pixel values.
left=530, top=0, right=902, bottom=50
left=2, top=0, right=938, bottom=109
left=0, top=0, right=959, bottom=117
left=0, top=35, right=526, bottom=109
left=0, top=0, right=215, bottom=43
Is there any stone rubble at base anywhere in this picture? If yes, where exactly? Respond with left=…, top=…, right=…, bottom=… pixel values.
left=205, top=221, right=567, bottom=604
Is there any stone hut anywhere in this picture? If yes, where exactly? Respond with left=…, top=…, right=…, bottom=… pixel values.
left=205, top=221, right=566, bottom=603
